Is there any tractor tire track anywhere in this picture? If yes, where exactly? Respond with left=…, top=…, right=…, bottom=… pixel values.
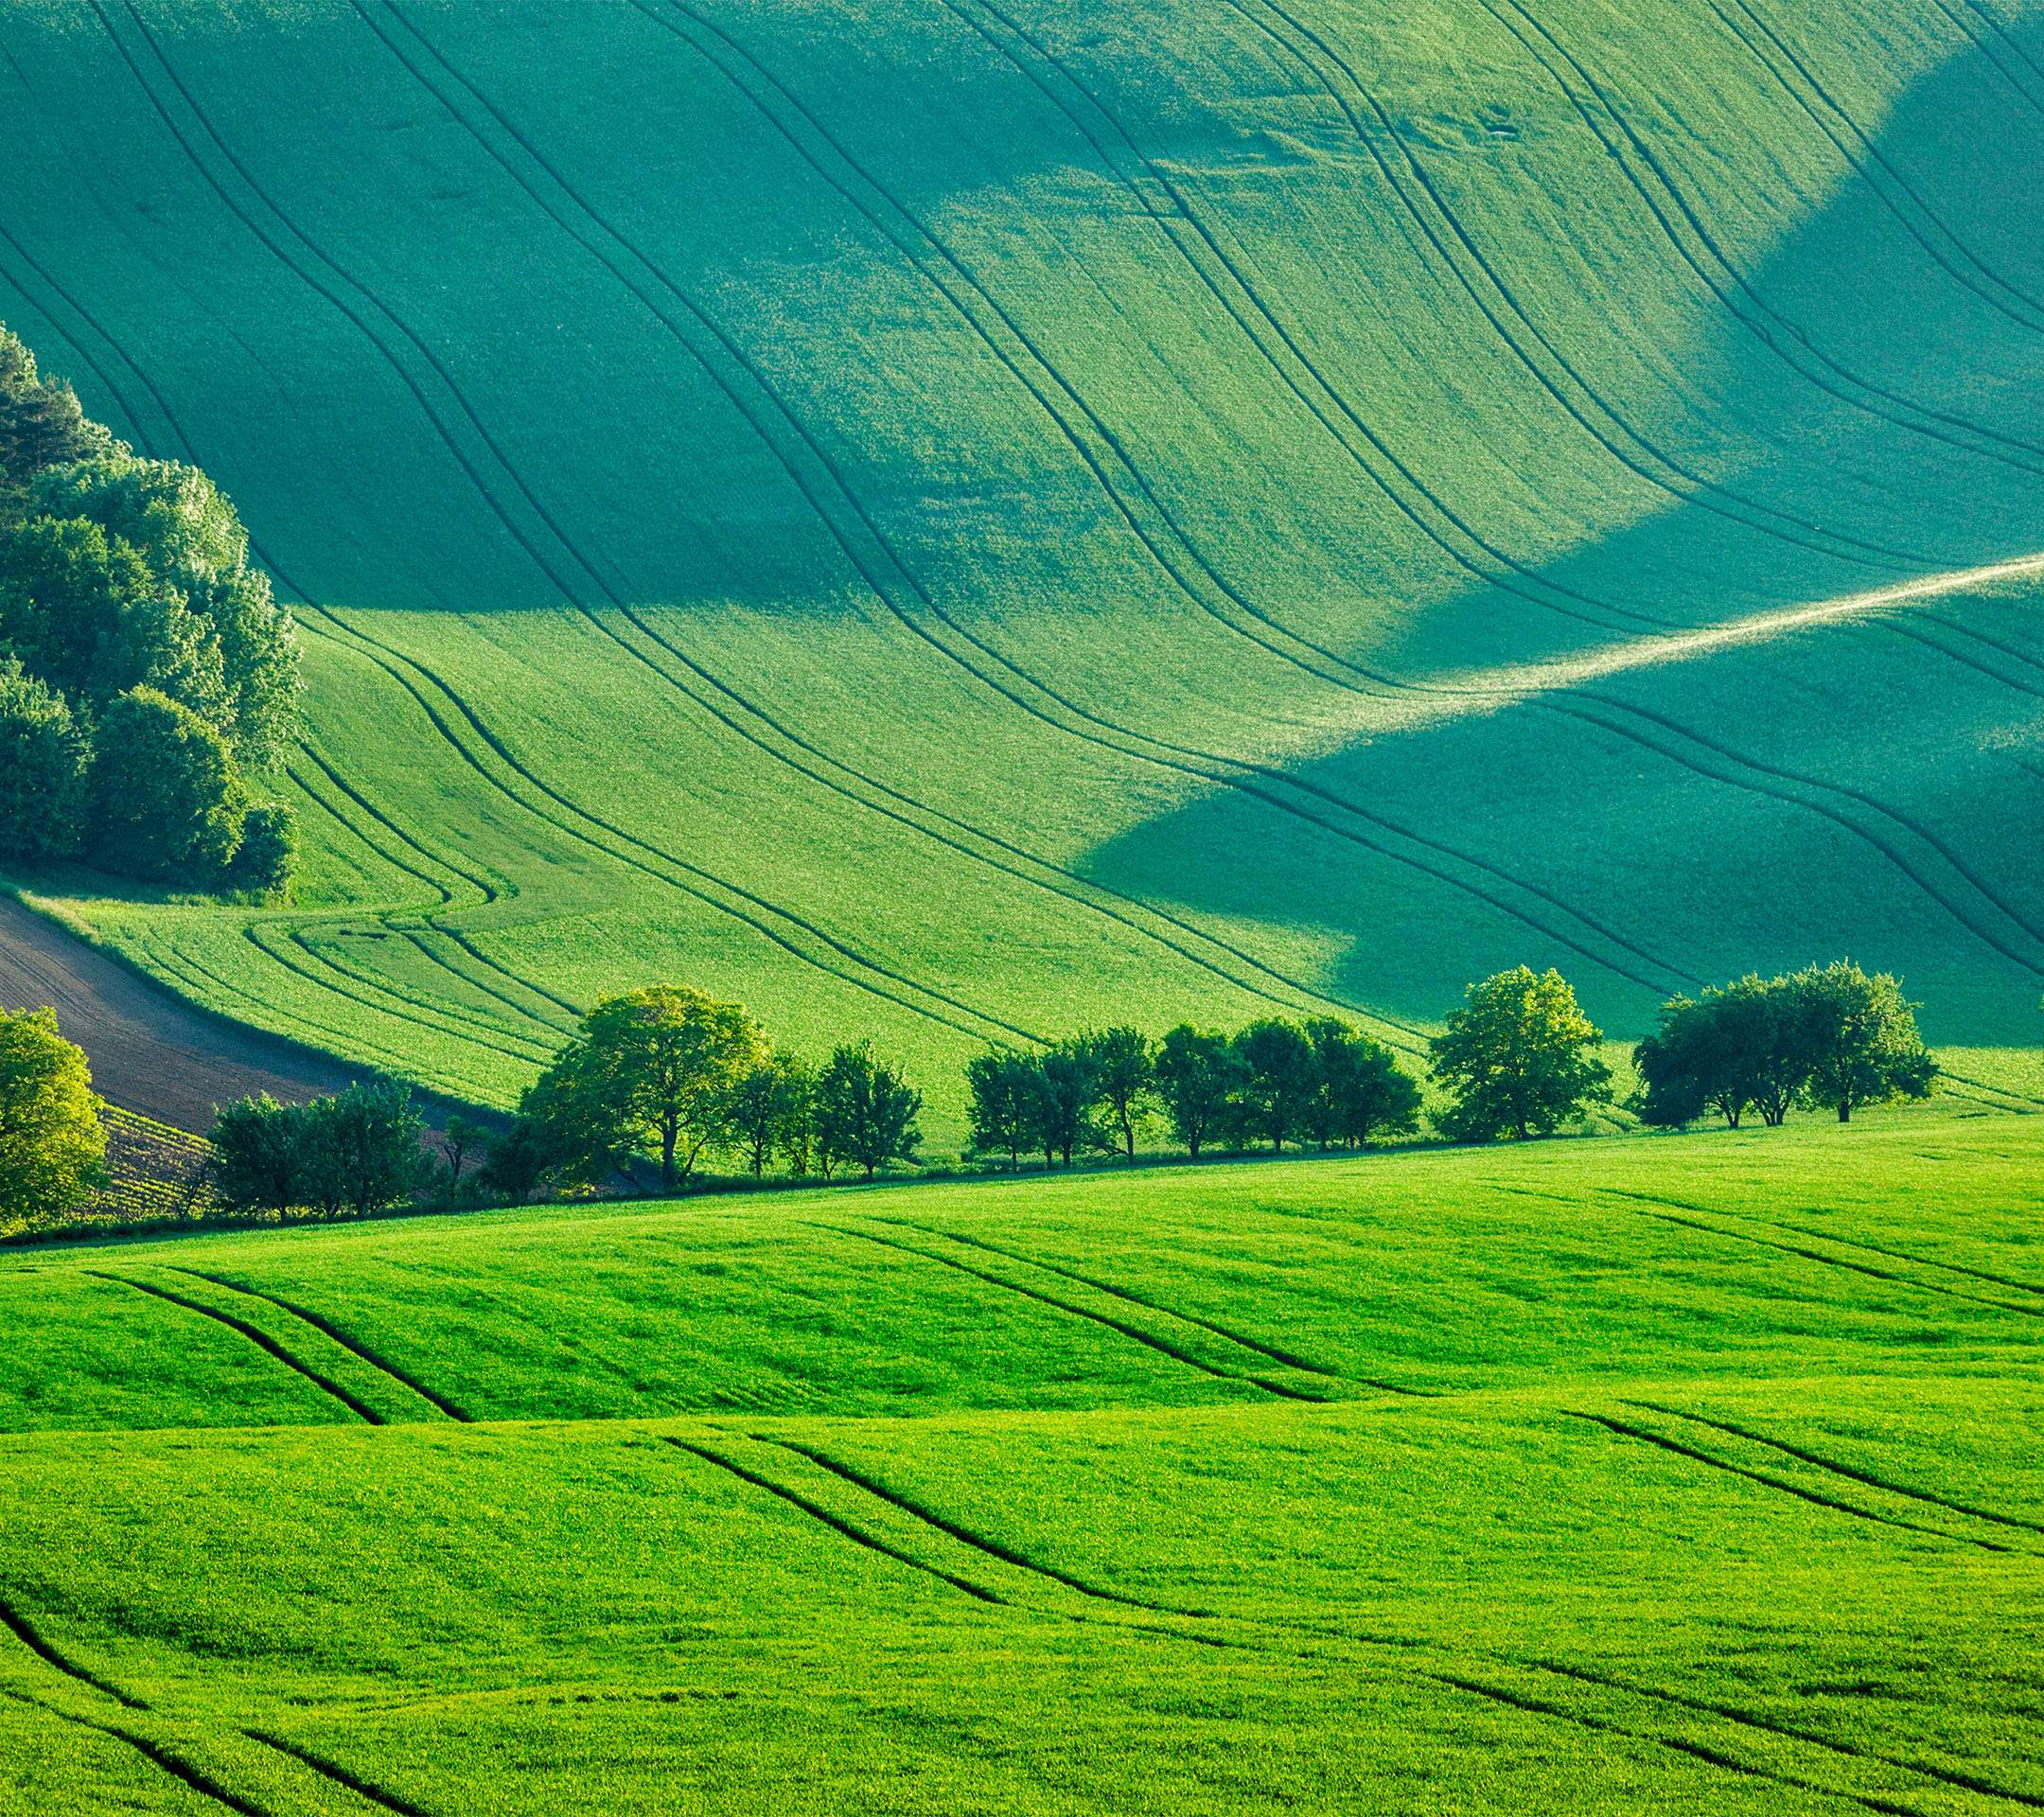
left=1930, top=0, right=2044, bottom=124
left=750, top=1435, right=1218, bottom=1615
left=242, top=1729, right=435, bottom=1817
left=1569, top=1411, right=2010, bottom=1551
left=163, top=1268, right=471, bottom=1420
left=882, top=1220, right=1345, bottom=1379
left=84, top=1272, right=383, bottom=1424
left=659, top=1436, right=1006, bottom=1603
left=938, top=0, right=1664, bottom=637
left=822, top=1222, right=1325, bottom=1400
left=1531, top=1655, right=2044, bottom=1812
left=0, top=1599, right=140, bottom=1710
left=367, top=0, right=1663, bottom=1023
left=0, top=1690, right=270, bottom=1817
left=1223, top=0, right=1934, bottom=574
left=1481, top=0, right=2044, bottom=475
left=1631, top=1401, right=2044, bottom=1538
left=1711, top=0, right=2044, bottom=332
left=1610, top=1188, right=2044, bottom=1296
left=88, top=0, right=1043, bottom=1052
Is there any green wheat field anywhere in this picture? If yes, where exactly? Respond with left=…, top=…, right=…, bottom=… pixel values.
left=4, top=0, right=2043, bottom=1808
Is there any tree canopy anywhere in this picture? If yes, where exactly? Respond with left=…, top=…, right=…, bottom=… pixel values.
left=0, top=1006, right=106, bottom=1229
left=1430, top=967, right=1612, bottom=1142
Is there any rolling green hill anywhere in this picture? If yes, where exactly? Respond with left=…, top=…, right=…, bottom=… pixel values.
left=2, top=1111, right=2041, bottom=1810
left=3, top=0, right=2042, bottom=1135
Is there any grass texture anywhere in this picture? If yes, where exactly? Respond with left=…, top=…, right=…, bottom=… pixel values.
left=0, top=1108, right=2041, bottom=1809
left=1, top=0, right=2041, bottom=1138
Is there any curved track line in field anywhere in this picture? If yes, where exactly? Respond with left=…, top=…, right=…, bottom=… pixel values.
left=296, top=740, right=506, bottom=908
left=1220, top=0, right=1934, bottom=575
left=1479, top=0, right=2044, bottom=476
left=1965, top=0, right=2044, bottom=111
left=823, top=1221, right=1324, bottom=1400
left=752, top=1435, right=1216, bottom=1614
left=241, top=1731, right=433, bottom=1817
left=0, top=1690, right=270, bottom=1817
left=1930, top=0, right=2044, bottom=122
left=617, top=0, right=1693, bottom=998
left=1569, top=1411, right=2009, bottom=1551
left=275, top=924, right=555, bottom=1060
left=1610, top=1188, right=2044, bottom=1296
left=87, top=0, right=1043, bottom=1053
left=1590, top=1189, right=2044, bottom=1316
left=882, top=1220, right=1346, bottom=1379
left=84, top=1272, right=384, bottom=1423
left=0, top=1601, right=139, bottom=1710
left=1630, top=1401, right=2044, bottom=1538
left=1531, top=1655, right=2044, bottom=1813
left=936, top=0, right=1664, bottom=639
left=1710, top=0, right=2044, bottom=333
left=164, top=1268, right=471, bottom=1421
left=352, top=0, right=1687, bottom=1006
left=660, top=1436, right=1007, bottom=1603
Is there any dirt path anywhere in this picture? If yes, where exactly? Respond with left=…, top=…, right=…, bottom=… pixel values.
left=0, top=895, right=489, bottom=1136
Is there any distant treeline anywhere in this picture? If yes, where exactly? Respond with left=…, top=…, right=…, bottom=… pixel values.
left=0, top=958, right=1949, bottom=1239
left=0, top=325, right=300, bottom=894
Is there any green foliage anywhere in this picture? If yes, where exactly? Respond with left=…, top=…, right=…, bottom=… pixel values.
left=728, top=1048, right=814, bottom=1178
left=1153, top=1026, right=1242, bottom=1162
left=1228, top=1018, right=1321, bottom=1153
left=814, top=1042, right=923, bottom=1182
left=90, top=686, right=248, bottom=884
left=1076, top=1026, right=1156, bottom=1160
left=1430, top=967, right=1613, bottom=1143
left=225, top=800, right=296, bottom=900
left=522, top=986, right=766, bottom=1191
left=964, top=1050, right=1038, bottom=1168
left=0, top=1005, right=106, bottom=1229
left=0, top=326, right=108, bottom=518
left=1304, top=1018, right=1422, bottom=1148
left=1788, top=961, right=1937, bottom=1122
left=207, top=1084, right=425, bottom=1220
left=0, top=661, right=90, bottom=859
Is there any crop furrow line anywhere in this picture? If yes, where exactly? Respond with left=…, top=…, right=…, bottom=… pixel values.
left=822, top=1222, right=1321, bottom=1400
left=287, top=760, right=452, bottom=909
left=941, top=0, right=1663, bottom=639
left=242, top=1729, right=435, bottom=1816
left=1570, top=681, right=2044, bottom=950
left=247, top=926, right=551, bottom=1065
left=284, top=921, right=561, bottom=1057
left=365, top=0, right=1518, bottom=1042
left=750, top=1435, right=1213, bottom=1614
left=1630, top=1401, right=2044, bottom=1537
left=1965, top=0, right=2044, bottom=99
left=85, top=1272, right=383, bottom=1423
left=395, top=930, right=580, bottom=1039
left=658, top=1436, right=1007, bottom=1603
left=164, top=1269, right=471, bottom=1421
left=1224, top=0, right=1934, bottom=576
left=91, top=0, right=1038, bottom=1052
left=1931, top=0, right=2044, bottom=123
left=1418, top=1669, right=1928, bottom=1817
left=1480, top=0, right=2044, bottom=476
left=1609, top=1188, right=2044, bottom=1295
left=296, top=739, right=505, bottom=908
left=356, top=2, right=1694, bottom=1005
left=1569, top=1411, right=2008, bottom=1551
left=884, top=1220, right=1342, bottom=1377
left=0, top=1598, right=140, bottom=1709
left=627, top=0, right=1692, bottom=1001
left=1542, top=699, right=2044, bottom=976
left=1879, top=620, right=2044, bottom=700
left=0, top=1689, right=271, bottom=1817
left=1712, top=0, right=2044, bottom=331
left=1585, top=1189, right=2043, bottom=1316
left=1531, top=1656, right=2044, bottom=1811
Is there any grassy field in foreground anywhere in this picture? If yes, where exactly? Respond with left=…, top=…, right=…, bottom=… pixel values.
left=2, top=0, right=2042, bottom=1138
left=2, top=1107, right=2041, bottom=1811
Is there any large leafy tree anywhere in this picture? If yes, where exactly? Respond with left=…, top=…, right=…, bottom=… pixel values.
left=1077, top=1026, right=1156, bottom=1161
left=1231, top=1018, right=1320, bottom=1153
left=524, top=987, right=766, bottom=1192
left=1153, top=1025, right=1240, bottom=1160
left=964, top=1050, right=1035, bottom=1169
left=1430, top=966, right=1612, bottom=1142
left=1635, top=976, right=1808, bottom=1129
left=91, top=686, right=249, bottom=884
left=0, top=326, right=108, bottom=514
left=728, top=1048, right=813, bottom=1179
left=1789, top=961, right=1935, bottom=1122
left=814, top=1044, right=922, bottom=1182
left=1304, top=1018, right=1421, bottom=1148
left=0, top=661, right=92, bottom=859
left=0, top=1007, right=106, bottom=1230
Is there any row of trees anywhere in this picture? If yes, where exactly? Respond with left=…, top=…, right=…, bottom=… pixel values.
left=966, top=1018, right=1421, bottom=1167
left=1634, top=961, right=1934, bottom=1127
left=207, top=1084, right=431, bottom=1220
left=0, top=325, right=300, bottom=893
left=486, top=986, right=924, bottom=1196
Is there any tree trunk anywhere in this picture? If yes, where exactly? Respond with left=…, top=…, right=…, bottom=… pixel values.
left=661, top=1120, right=678, bottom=1193
left=1122, top=1115, right=1135, bottom=1161
left=1838, top=1100, right=1851, bottom=1123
